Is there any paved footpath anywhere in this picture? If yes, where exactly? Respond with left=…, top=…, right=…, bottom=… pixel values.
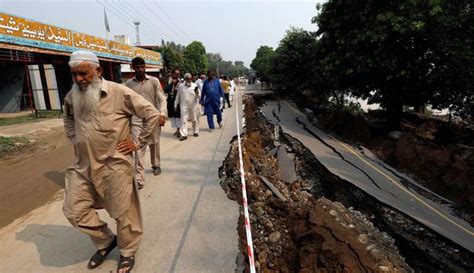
left=0, top=92, right=243, bottom=272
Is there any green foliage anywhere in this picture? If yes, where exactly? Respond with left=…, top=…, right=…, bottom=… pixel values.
left=207, top=53, right=249, bottom=77
left=313, top=0, right=473, bottom=119
left=250, top=46, right=275, bottom=82
left=160, top=40, right=185, bottom=71
left=251, top=0, right=472, bottom=121
left=183, top=41, right=209, bottom=76
left=160, top=41, right=249, bottom=77
left=230, top=61, right=250, bottom=78
left=206, top=52, right=223, bottom=74
left=328, top=95, right=364, bottom=113
left=0, top=136, right=29, bottom=158
left=269, top=28, right=319, bottom=94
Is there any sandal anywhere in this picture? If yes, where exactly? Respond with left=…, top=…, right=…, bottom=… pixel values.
left=117, top=255, right=135, bottom=273
left=87, top=235, right=117, bottom=269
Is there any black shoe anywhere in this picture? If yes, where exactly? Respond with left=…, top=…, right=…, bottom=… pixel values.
left=153, top=167, right=161, bottom=176
left=193, top=133, right=199, bottom=137
left=87, top=236, right=117, bottom=269
left=117, top=255, right=135, bottom=273
left=179, top=136, right=188, bottom=141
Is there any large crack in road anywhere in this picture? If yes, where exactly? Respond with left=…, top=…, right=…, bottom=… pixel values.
left=221, top=94, right=474, bottom=272
left=263, top=99, right=474, bottom=248
left=295, top=115, right=383, bottom=192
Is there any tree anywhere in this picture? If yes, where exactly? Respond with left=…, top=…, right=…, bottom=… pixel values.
left=250, top=46, right=275, bottom=82
left=269, top=27, right=319, bottom=95
left=313, top=0, right=474, bottom=122
left=229, top=61, right=249, bottom=78
left=206, top=53, right=249, bottom=77
left=160, top=40, right=185, bottom=72
left=183, top=41, right=208, bottom=75
left=427, top=1, right=473, bottom=119
left=206, top=53, right=223, bottom=74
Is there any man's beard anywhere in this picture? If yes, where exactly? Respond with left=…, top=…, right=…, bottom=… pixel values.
left=71, top=75, right=102, bottom=117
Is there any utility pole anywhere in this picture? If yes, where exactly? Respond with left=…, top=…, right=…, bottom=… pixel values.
left=134, top=20, right=141, bottom=46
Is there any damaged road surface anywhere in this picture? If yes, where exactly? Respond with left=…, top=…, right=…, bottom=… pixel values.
left=261, top=100, right=474, bottom=254
left=221, top=93, right=473, bottom=272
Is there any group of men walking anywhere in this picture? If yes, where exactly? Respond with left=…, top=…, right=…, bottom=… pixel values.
left=61, top=50, right=237, bottom=273
left=165, top=68, right=236, bottom=141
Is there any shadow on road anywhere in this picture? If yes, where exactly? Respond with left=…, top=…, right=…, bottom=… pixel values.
left=16, top=224, right=102, bottom=268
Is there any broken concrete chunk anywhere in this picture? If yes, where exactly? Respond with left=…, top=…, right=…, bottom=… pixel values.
left=269, top=231, right=281, bottom=243
left=388, top=131, right=402, bottom=140
left=358, top=234, right=369, bottom=244
left=254, top=207, right=265, bottom=216
left=258, top=176, right=287, bottom=201
left=277, top=147, right=297, bottom=184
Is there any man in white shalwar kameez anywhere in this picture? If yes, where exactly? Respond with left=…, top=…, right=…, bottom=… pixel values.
left=174, top=73, right=200, bottom=140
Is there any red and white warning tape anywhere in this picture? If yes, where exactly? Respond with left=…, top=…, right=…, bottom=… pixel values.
left=235, top=95, right=257, bottom=273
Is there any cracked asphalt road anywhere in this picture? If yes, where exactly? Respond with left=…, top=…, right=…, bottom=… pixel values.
left=262, top=100, right=474, bottom=253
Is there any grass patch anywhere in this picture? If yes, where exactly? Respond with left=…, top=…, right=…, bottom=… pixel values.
left=0, top=111, right=60, bottom=127
left=0, top=136, right=30, bottom=158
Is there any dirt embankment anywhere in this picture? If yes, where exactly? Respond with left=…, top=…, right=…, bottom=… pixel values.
left=220, top=96, right=417, bottom=273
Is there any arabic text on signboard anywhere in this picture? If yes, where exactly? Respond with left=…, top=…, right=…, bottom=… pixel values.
left=0, top=14, right=72, bottom=47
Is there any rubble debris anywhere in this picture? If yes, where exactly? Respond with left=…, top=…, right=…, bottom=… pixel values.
left=387, top=131, right=402, bottom=140
left=220, top=95, right=425, bottom=273
left=259, top=176, right=287, bottom=201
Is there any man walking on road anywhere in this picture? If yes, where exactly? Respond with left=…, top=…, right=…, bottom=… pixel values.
left=125, top=57, right=167, bottom=183
left=62, top=51, right=160, bottom=273
left=165, top=68, right=182, bottom=137
left=195, top=73, right=206, bottom=114
left=175, top=73, right=200, bottom=140
left=200, top=70, right=225, bottom=131
left=221, top=75, right=232, bottom=108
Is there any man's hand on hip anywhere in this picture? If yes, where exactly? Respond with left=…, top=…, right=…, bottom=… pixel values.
left=159, top=115, right=166, bottom=126
left=117, top=139, right=139, bottom=154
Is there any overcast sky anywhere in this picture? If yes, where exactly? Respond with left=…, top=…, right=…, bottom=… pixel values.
left=0, top=0, right=323, bottom=66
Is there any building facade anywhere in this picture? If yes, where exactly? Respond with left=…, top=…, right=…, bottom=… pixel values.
left=0, top=12, right=162, bottom=113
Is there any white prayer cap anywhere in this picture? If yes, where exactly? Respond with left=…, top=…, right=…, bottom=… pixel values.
left=184, top=73, right=192, bottom=79
left=69, top=50, right=99, bottom=65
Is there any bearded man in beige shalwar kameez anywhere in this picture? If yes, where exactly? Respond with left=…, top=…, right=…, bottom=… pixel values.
left=62, top=51, right=160, bottom=273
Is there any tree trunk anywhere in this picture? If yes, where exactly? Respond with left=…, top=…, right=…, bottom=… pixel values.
left=386, top=98, right=403, bottom=130
left=414, top=103, right=425, bottom=114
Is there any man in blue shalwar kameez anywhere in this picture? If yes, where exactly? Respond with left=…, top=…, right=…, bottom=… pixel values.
left=200, top=70, right=226, bottom=131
